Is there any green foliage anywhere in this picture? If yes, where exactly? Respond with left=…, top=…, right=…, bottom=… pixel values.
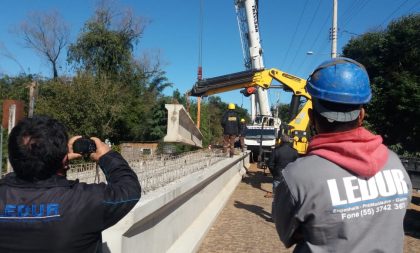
left=67, top=4, right=145, bottom=81
left=1, top=0, right=251, bottom=157
left=187, top=96, right=249, bottom=147
left=62, top=1, right=171, bottom=144
left=277, top=103, right=291, bottom=124
left=36, top=74, right=127, bottom=139
left=0, top=74, right=34, bottom=113
left=172, top=89, right=187, bottom=105
left=0, top=127, right=7, bottom=174
left=0, top=74, right=34, bottom=173
left=342, top=14, right=420, bottom=156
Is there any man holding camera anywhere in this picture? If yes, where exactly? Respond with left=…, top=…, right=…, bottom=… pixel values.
left=0, top=116, right=141, bottom=252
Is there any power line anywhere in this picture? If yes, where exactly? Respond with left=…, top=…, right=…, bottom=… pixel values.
left=300, top=10, right=331, bottom=73
left=288, top=0, right=323, bottom=69
left=309, top=11, right=332, bottom=50
left=407, top=1, right=420, bottom=13
left=281, top=0, right=310, bottom=68
left=340, top=0, right=366, bottom=28
left=379, top=0, right=410, bottom=27
left=340, top=0, right=363, bottom=22
left=341, top=0, right=370, bottom=28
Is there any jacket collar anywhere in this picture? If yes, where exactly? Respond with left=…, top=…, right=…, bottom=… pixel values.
left=0, top=173, right=78, bottom=188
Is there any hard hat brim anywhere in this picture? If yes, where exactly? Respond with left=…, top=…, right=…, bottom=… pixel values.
left=312, top=98, right=361, bottom=123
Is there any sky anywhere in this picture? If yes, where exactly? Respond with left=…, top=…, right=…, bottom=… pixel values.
left=0, top=0, right=419, bottom=113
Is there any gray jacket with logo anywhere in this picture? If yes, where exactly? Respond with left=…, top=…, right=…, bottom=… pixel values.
left=273, top=151, right=412, bottom=253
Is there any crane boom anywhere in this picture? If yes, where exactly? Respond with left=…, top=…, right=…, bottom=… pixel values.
left=235, top=0, right=271, bottom=118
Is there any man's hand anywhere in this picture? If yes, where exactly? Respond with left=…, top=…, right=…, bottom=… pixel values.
left=89, top=137, right=111, bottom=162
left=67, top=136, right=83, bottom=160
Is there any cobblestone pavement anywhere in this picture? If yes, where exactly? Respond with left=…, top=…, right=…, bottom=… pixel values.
left=198, top=164, right=420, bottom=253
left=405, top=191, right=420, bottom=253
left=198, top=164, right=293, bottom=253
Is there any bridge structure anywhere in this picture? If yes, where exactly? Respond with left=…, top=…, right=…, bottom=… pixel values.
left=67, top=103, right=244, bottom=252
left=68, top=150, right=250, bottom=253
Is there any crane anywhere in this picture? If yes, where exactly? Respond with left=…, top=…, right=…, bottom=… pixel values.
left=190, top=68, right=311, bottom=155
left=189, top=0, right=312, bottom=164
left=234, top=0, right=272, bottom=121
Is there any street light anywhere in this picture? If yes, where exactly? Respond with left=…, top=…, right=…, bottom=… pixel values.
left=306, top=51, right=332, bottom=56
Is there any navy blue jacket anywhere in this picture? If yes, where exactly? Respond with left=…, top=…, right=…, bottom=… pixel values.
left=0, top=151, right=141, bottom=253
left=239, top=123, right=247, bottom=137
left=221, top=110, right=240, bottom=135
left=268, top=143, right=298, bottom=180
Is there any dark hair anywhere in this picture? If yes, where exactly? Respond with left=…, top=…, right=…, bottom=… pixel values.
left=8, top=116, right=68, bottom=181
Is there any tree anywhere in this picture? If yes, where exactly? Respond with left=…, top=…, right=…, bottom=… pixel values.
left=0, top=74, right=34, bottom=112
left=35, top=74, right=130, bottom=140
left=65, top=1, right=175, bottom=144
left=16, top=10, right=69, bottom=78
left=342, top=14, right=420, bottom=156
left=67, top=2, right=148, bottom=80
left=277, top=103, right=291, bottom=124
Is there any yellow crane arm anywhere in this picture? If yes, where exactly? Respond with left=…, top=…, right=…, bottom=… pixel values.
left=189, top=68, right=310, bottom=99
left=263, top=68, right=312, bottom=154
left=188, top=67, right=312, bottom=154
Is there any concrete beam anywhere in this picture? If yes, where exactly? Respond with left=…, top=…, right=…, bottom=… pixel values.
left=164, top=104, right=203, bottom=148
left=101, top=152, right=250, bottom=253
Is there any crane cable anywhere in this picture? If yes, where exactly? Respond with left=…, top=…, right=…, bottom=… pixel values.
left=196, top=0, right=204, bottom=129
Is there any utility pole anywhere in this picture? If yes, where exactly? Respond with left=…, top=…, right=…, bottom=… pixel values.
left=28, top=81, right=36, bottom=118
left=0, top=126, right=3, bottom=178
left=331, top=0, right=338, bottom=58
left=7, top=104, right=16, bottom=173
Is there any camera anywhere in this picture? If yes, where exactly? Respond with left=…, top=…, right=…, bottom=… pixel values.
left=73, top=138, right=96, bottom=155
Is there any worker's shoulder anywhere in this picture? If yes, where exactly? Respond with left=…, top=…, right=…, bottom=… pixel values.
left=282, top=155, right=337, bottom=182
left=386, top=149, right=405, bottom=167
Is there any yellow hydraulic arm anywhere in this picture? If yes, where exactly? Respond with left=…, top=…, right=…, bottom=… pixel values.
left=265, top=69, right=312, bottom=154
left=189, top=68, right=312, bottom=154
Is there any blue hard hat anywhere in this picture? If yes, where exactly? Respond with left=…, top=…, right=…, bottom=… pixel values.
left=307, top=57, right=372, bottom=104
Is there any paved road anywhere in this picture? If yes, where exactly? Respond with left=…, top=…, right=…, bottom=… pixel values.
left=198, top=164, right=292, bottom=253
left=198, top=164, right=420, bottom=253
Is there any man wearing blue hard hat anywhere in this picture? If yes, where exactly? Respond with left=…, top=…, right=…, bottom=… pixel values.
left=273, top=57, right=412, bottom=252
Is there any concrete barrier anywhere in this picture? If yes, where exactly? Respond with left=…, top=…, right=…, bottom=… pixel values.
left=102, top=152, right=250, bottom=253
left=164, top=104, right=203, bottom=148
